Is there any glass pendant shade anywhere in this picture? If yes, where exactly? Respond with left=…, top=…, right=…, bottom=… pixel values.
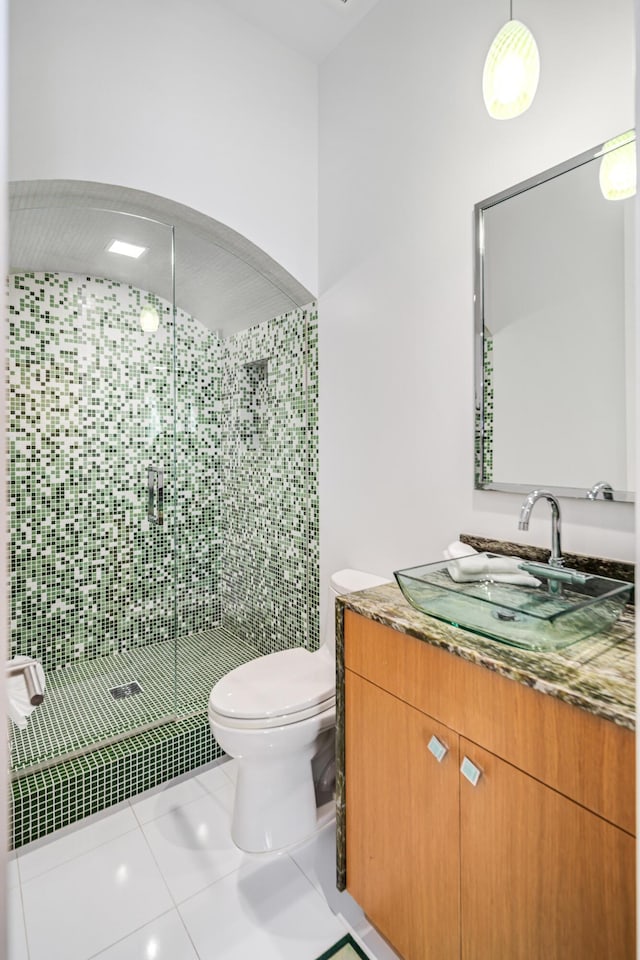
left=483, top=19, right=540, bottom=120
left=599, top=132, right=636, bottom=201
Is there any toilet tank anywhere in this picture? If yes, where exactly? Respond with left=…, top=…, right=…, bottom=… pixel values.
left=321, top=569, right=389, bottom=658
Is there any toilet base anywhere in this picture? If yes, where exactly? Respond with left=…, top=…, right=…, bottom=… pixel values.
left=231, top=752, right=331, bottom=852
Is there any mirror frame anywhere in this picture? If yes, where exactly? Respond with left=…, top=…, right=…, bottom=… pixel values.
left=474, top=133, right=635, bottom=504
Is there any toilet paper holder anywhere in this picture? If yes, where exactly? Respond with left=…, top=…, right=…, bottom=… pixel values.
left=6, top=660, right=45, bottom=706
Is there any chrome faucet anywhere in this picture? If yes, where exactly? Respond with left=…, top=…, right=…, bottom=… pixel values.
left=518, top=489, right=564, bottom=568
left=586, top=481, right=614, bottom=501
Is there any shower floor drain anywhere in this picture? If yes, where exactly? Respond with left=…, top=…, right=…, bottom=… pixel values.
left=109, top=681, right=143, bottom=700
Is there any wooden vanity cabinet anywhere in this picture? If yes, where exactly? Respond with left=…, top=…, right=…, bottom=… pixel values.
left=345, top=670, right=460, bottom=960
left=344, top=610, right=635, bottom=960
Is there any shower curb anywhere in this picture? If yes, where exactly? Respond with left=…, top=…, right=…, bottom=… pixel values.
left=10, top=713, right=220, bottom=849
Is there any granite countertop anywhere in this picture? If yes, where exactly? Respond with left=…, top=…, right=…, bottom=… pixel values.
left=335, top=556, right=635, bottom=891
left=336, top=534, right=636, bottom=890
left=338, top=581, right=635, bottom=731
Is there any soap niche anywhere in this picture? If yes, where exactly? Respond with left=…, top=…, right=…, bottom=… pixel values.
left=239, top=358, right=269, bottom=448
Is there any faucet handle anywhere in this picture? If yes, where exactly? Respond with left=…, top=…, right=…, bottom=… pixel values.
left=548, top=553, right=565, bottom=569
left=587, top=481, right=614, bottom=501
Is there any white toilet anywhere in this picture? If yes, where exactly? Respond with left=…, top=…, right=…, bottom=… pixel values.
left=208, top=568, right=388, bottom=853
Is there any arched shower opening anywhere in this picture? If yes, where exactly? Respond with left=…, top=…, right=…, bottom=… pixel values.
left=7, top=181, right=318, bottom=848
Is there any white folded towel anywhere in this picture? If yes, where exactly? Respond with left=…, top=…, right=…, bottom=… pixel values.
left=443, top=541, right=540, bottom=587
left=7, top=656, right=46, bottom=729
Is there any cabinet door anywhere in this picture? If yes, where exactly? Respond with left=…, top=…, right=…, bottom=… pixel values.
left=345, top=670, right=460, bottom=960
left=459, top=738, right=635, bottom=960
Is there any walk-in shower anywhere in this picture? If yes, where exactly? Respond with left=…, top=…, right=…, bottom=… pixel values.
left=7, top=183, right=318, bottom=846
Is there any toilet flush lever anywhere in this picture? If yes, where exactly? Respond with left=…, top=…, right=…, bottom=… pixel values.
left=427, top=735, right=448, bottom=762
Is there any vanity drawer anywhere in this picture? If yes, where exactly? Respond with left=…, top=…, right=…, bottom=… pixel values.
left=344, top=609, right=635, bottom=833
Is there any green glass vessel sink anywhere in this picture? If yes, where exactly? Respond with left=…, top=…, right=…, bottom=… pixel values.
left=394, top=554, right=633, bottom=651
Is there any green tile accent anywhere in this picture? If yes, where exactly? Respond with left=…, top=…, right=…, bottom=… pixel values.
left=8, top=274, right=201, bottom=668
left=221, top=305, right=319, bottom=656
left=11, top=712, right=217, bottom=849
left=7, top=270, right=319, bottom=844
left=8, top=273, right=318, bottom=674
left=11, top=625, right=261, bottom=773
left=476, top=335, right=494, bottom=484
left=9, top=622, right=264, bottom=848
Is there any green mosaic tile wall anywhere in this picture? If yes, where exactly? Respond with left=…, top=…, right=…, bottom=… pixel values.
left=482, top=336, right=494, bottom=483
left=8, top=274, right=318, bottom=674
left=175, top=299, right=223, bottom=637
left=8, top=272, right=221, bottom=671
left=7, top=272, right=319, bottom=845
left=221, top=305, right=319, bottom=654
left=307, top=313, right=320, bottom=649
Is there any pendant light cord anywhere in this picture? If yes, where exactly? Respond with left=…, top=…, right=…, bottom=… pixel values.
left=510, top=0, right=513, bottom=20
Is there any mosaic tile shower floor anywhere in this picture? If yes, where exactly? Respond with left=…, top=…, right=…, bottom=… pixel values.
left=11, top=627, right=262, bottom=774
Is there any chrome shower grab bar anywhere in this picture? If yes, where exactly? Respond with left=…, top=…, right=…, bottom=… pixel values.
left=147, top=465, right=164, bottom=525
left=6, top=661, right=45, bottom=706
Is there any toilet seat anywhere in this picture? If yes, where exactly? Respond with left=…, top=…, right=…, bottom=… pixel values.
left=209, top=698, right=335, bottom=730
left=209, top=647, right=335, bottom=729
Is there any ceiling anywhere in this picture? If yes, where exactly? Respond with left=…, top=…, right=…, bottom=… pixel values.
left=216, top=0, right=383, bottom=62
left=8, top=3, right=384, bottom=332
left=9, top=181, right=313, bottom=338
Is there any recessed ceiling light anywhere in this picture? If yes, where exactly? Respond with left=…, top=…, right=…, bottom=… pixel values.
left=107, top=239, right=147, bottom=258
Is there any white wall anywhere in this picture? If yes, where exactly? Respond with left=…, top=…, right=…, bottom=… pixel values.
left=318, top=0, right=635, bottom=601
left=7, top=0, right=636, bottom=606
left=9, top=0, right=318, bottom=294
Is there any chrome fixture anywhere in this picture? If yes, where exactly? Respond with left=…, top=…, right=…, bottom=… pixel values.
left=110, top=681, right=143, bottom=700
left=147, top=465, right=164, bottom=525
left=587, top=481, right=614, bottom=501
left=6, top=660, right=45, bottom=706
left=518, top=489, right=564, bottom=568
left=518, top=561, right=589, bottom=587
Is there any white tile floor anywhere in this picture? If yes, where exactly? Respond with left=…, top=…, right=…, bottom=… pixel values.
left=8, top=759, right=401, bottom=960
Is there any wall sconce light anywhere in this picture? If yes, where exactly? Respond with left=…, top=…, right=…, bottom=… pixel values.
left=483, top=4, right=540, bottom=120
left=140, top=305, right=160, bottom=333
left=599, top=131, right=636, bottom=201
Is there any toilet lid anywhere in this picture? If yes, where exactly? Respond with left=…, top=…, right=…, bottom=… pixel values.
left=209, top=648, right=335, bottom=721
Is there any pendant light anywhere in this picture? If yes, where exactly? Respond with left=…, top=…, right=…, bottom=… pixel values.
left=483, top=2, right=540, bottom=120
left=599, top=131, right=636, bottom=201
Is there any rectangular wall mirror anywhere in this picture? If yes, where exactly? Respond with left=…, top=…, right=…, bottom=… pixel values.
left=474, top=132, right=636, bottom=503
